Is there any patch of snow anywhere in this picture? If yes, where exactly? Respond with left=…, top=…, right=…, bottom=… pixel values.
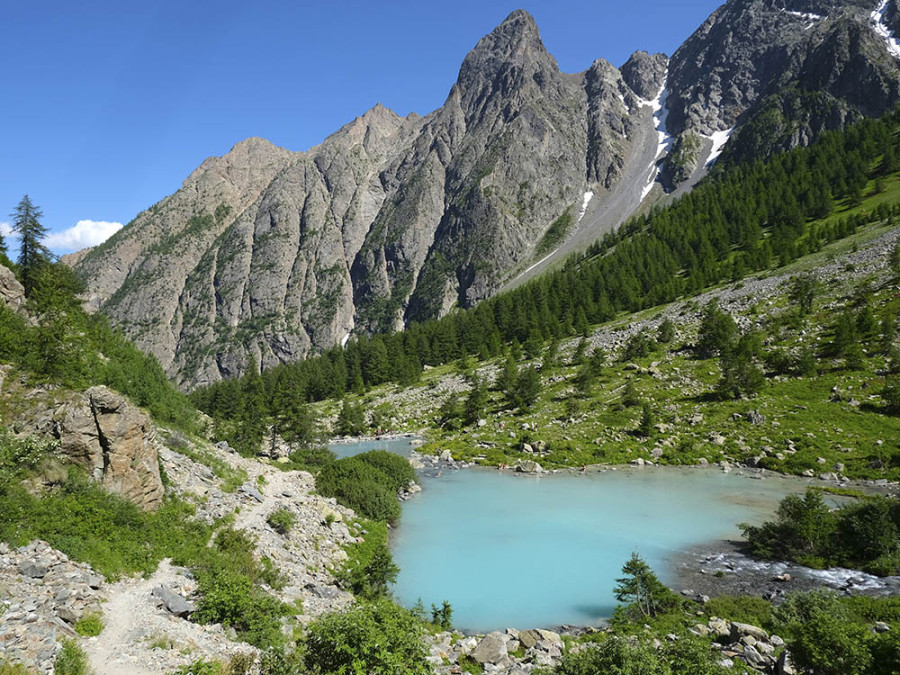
left=520, top=252, right=555, bottom=278
left=639, top=73, right=675, bottom=202
left=577, top=191, right=594, bottom=223
left=872, top=0, right=900, bottom=59
left=705, top=127, right=735, bottom=167
left=782, top=8, right=824, bottom=28
left=341, top=332, right=352, bottom=348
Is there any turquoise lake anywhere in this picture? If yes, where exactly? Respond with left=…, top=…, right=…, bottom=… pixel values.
left=331, top=439, right=805, bottom=632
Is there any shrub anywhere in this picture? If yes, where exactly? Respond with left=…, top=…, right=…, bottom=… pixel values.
left=775, top=591, right=872, bottom=675
left=74, top=612, right=104, bottom=637
left=354, top=450, right=416, bottom=492
left=191, top=528, right=291, bottom=649
left=315, top=453, right=407, bottom=523
left=266, top=508, right=296, bottom=536
left=284, top=445, right=335, bottom=473
left=552, top=637, right=666, bottom=675
left=741, top=489, right=838, bottom=567
left=194, top=569, right=289, bottom=649
left=742, top=491, right=900, bottom=573
left=334, top=520, right=398, bottom=599
left=54, top=639, right=91, bottom=675
left=302, top=599, right=430, bottom=675
left=704, top=596, right=773, bottom=629
left=169, top=659, right=226, bottom=675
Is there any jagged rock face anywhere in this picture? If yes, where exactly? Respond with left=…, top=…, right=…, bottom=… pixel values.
left=76, top=10, right=638, bottom=388
left=25, top=386, right=164, bottom=511
left=620, top=51, right=668, bottom=100
left=887, top=0, right=900, bottom=33
left=74, top=1, right=900, bottom=389
left=666, top=0, right=900, bottom=170
left=0, top=264, right=25, bottom=313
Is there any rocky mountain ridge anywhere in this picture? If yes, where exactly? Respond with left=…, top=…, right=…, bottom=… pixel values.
left=74, top=0, right=900, bottom=390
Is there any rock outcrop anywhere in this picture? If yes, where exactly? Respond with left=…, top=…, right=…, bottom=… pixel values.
left=0, top=263, right=25, bottom=312
left=24, top=386, right=164, bottom=511
left=72, top=1, right=900, bottom=390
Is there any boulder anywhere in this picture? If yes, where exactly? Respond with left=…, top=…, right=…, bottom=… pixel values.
left=516, top=460, right=543, bottom=474
left=151, top=585, right=195, bottom=617
left=518, top=629, right=540, bottom=649
left=708, top=618, right=731, bottom=638
left=731, top=622, right=769, bottom=642
left=25, top=386, right=164, bottom=511
left=472, top=632, right=508, bottom=664
left=0, top=264, right=25, bottom=312
left=19, top=561, right=48, bottom=579
left=536, top=629, right=562, bottom=647
left=745, top=409, right=765, bottom=425
left=240, top=483, right=264, bottom=503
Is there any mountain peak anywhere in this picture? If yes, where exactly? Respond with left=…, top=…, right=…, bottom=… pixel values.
left=469, top=9, right=545, bottom=62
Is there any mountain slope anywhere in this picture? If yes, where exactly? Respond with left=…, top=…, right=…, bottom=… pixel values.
left=75, top=0, right=900, bottom=390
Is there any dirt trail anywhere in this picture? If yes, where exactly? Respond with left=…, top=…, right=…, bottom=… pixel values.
left=84, top=561, right=183, bottom=675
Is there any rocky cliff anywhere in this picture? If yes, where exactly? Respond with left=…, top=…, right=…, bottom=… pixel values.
left=74, top=0, right=900, bottom=389
left=19, top=386, right=165, bottom=511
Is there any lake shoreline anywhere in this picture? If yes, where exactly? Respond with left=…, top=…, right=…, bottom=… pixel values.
left=331, top=437, right=900, bottom=633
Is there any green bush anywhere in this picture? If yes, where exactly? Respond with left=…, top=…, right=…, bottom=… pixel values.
left=191, top=528, right=291, bottom=649
left=302, top=599, right=430, bottom=675
left=266, top=508, right=296, bottom=536
left=169, top=659, right=226, bottom=675
left=54, top=639, right=91, bottom=675
left=74, top=612, right=104, bottom=637
left=284, top=446, right=335, bottom=473
left=354, top=450, right=416, bottom=492
left=0, top=469, right=210, bottom=579
left=704, top=595, right=773, bottom=629
left=334, top=520, right=398, bottom=599
left=775, top=591, right=873, bottom=675
left=550, top=635, right=728, bottom=675
left=316, top=453, right=405, bottom=523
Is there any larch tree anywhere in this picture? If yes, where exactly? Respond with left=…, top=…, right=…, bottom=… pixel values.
left=11, top=195, right=51, bottom=296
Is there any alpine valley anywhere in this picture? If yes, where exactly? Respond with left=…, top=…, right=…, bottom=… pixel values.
left=73, top=0, right=900, bottom=390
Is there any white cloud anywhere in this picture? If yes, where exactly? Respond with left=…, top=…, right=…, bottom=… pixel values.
left=0, top=222, right=13, bottom=238
left=44, top=220, right=123, bottom=252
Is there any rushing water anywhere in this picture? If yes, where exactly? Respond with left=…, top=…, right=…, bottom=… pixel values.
left=330, top=438, right=805, bottom=632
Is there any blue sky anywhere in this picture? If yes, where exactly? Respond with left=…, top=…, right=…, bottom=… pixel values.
left=1, top=0, right=722, bottom=255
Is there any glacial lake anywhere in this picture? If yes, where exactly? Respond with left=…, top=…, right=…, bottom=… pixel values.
left=330, top=438, right=806, bottom=632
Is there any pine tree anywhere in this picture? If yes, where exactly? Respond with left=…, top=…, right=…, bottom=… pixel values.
left=637, top=404, right=655, bottom=437
left=514, top=366, right=541, bottom=411
left=788, top=272, right=818, bottom=317
left=11, top=195, right=51, bottom=296
left=613, top=553, right=679, bottom=620
left=463, top=375, right=488, bottom=426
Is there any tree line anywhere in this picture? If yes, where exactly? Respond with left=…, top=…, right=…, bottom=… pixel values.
left=191, top=111, right=900, bottom=449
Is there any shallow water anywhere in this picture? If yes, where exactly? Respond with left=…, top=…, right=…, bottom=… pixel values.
left=330, top=439, right=805, bottom=632
left=329, top=436, right=418, bottom=459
